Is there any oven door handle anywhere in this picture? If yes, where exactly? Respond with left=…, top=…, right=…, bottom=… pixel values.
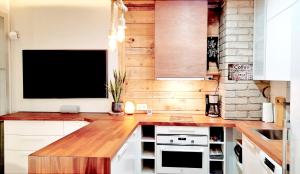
left=159, top=147, right=205, bottom=153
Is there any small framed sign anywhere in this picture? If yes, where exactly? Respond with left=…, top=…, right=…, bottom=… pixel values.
left=207, top=37, right=219, bottom=70
left=228, top=64, right=253, bottom=81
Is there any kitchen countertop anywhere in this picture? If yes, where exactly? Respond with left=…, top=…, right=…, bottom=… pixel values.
left=0, top=112, right=284, bottom=173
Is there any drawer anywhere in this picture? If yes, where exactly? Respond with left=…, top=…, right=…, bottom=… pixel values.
left=156, top=126, right=209, bottom=135
left=5, top=135, right=62, bottom=151
left=4, top=121, right=64, bottom=135
left=5, top=150, right=33, bottom=174
left=63, top=121, right=89, bottom=135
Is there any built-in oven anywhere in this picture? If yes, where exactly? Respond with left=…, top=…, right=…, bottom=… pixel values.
left=156, top=127, right=209, bottom=174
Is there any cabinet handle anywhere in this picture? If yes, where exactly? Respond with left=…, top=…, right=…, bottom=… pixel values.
left=258, top=155, right=275, bottom=174
left=168, top=130, right=196, bottom=133
left=118, top=143, right=128, bottom=161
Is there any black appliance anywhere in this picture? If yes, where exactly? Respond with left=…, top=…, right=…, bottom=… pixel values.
left=205, top=94, right=220, bottom=117
left=22, top=50, right=107, bottom=98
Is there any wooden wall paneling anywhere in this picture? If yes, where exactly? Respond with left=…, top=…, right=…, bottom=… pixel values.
left=126, top=67, right=155, bottom=79
left=125, top=0, right=155, bottom=11
left=126, top=24, right=154, bottom=36
left=125, top=47, right=154, bottom=55
left=126, top=35, right=154, bottom=48
left=123, top=0, right=218, bottom=114
left=125, top=11, right=154, bottom=23
left=125, top=80, right=153, bottom=91
left=126, top=54, right=154, bottom=67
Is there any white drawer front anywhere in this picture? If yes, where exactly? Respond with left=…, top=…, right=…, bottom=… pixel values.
left=5, top=135, right=62, bottom=151
left=4, top=121, right=63, bottom=135
left=156, top=126, right=209, bottom=135
left=5, top=150, right=33, bottom=174
left=63, top=121, right=89, bottom=135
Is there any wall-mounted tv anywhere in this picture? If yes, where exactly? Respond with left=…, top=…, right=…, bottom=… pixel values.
left=22, top=50, right=107, bottom=98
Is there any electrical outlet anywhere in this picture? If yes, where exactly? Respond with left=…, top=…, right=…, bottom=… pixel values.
left=136, top=104, right=148, bottom=111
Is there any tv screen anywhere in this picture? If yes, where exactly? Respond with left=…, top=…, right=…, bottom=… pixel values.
left=23, top=50, right=107, bottom=98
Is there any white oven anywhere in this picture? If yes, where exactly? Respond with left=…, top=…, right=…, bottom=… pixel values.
left=156, top=131, right=209, bottom=174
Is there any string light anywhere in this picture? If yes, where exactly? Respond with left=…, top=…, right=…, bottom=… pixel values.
left=117, top=13, right=126, bottom=42
left=109, top=0, right=127, bottom=50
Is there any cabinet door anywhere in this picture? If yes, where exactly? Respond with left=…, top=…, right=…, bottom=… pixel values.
left=155, top=0, right=207, bottom=78
left=63, top=121, right=89, bottom=135
left=267, top=0, right=296, bottom=20
left=4, top=121, right=64, bottom=174
left=265, top=7, right=292, bottom=81
left=111, top=129, right=139, bottom=174
left=253, top=0, right=267, bottom=80
left=4, top=121, right=64, bottom=136
left=5, top=150, right=32, bottom=174
left=242, top=136, right=264, bottom=174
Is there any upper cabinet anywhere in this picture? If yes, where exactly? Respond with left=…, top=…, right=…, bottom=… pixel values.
left=266, top=0, right=296, bottom=20
left=155, top=0, right=208, bottom=79
left=254, top=0, right=296, bottom=81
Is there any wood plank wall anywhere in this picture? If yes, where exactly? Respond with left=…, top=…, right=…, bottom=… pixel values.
left=123, top=0, right=219, bottom=114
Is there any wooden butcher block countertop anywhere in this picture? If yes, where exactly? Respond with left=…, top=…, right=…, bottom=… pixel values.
left=0, top=112, right=284, bottom=173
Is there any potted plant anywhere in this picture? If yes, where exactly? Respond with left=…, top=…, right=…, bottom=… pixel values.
left=107, top=70, right=126, bottom=113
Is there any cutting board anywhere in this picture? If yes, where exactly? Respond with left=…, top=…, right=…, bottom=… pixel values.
left=275, top=97, right=286, bottom=127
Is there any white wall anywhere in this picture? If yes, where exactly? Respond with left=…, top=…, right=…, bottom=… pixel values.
left=0, top=0, right=9, bottom=115
left=9, top=0, right=118, bottom=112
left=0, top=0, right=9, bottom=14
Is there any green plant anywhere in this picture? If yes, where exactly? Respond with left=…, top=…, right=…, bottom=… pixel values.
left=106, top=70, right=126, bottom=103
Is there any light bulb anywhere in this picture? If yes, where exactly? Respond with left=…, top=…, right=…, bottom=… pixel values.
left=108, top=34, right=117, bottom=50
left=117, top=27, right=125, bottom=42
left=117, top=14, right=126, bottom=42
left=125, top=101, right=135, bottom=115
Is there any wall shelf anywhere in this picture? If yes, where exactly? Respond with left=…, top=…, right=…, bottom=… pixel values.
left=141, top=137, right=155, bottom=142
left=142, top=167, right=155, bottom=174
left=142, top=150, right=155, bottom=159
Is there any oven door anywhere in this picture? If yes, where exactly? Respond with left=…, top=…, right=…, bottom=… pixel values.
left=157, top=145, right=209, bottom=174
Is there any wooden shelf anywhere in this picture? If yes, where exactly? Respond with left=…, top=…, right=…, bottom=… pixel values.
left=142, top=150, right=155, bottom=159
left=209, top=141, right=224, bottom=144
left=209, top=158, right=224, bottom=162
left=141, top=137, right=155, bottom=142
left=142, top=167, right=155, bottom=174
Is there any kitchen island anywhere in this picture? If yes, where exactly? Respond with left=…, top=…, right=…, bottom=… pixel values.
left=0, top=112, right=283, bottom=174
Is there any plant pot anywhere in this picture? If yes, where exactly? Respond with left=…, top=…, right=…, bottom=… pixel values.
left=112, top=102, right=124, bottom=113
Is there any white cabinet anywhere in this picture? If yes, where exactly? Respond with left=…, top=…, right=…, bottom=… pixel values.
left=253, top=0, right=267, bottom=80
left=242, top=135, right=264, bottom=174
left=265, top=5, right=292, bottom=81
left=267, top=0, right=296, bottom=20
left=4, top=121, right=64, bottom=174
left=254, top=0, right=295, bottom=80
left=111, top=128, right=139, bottom=174
left=4, top=120, right=89, bottom=174
left=63, top=121, right=89, bottom=135
left=243, top=135, right=282, bottom=174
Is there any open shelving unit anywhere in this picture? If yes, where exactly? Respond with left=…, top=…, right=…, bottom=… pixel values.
left=209, top=127, right=226, bottom=174
left=141, top=125, right=156, bottom=174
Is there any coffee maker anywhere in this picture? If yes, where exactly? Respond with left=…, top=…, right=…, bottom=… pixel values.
left=205, top=94, right=220, bottom=117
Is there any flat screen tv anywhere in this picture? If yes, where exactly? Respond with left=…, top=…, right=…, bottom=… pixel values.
left=22, top=50, right=107, bottom=98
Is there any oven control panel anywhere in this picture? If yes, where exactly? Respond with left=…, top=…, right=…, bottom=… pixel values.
left=157, top=134, right=208, bottom=146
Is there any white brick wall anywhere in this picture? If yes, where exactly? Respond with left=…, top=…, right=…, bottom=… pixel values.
left=219, top=0, right=269, bottom=120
